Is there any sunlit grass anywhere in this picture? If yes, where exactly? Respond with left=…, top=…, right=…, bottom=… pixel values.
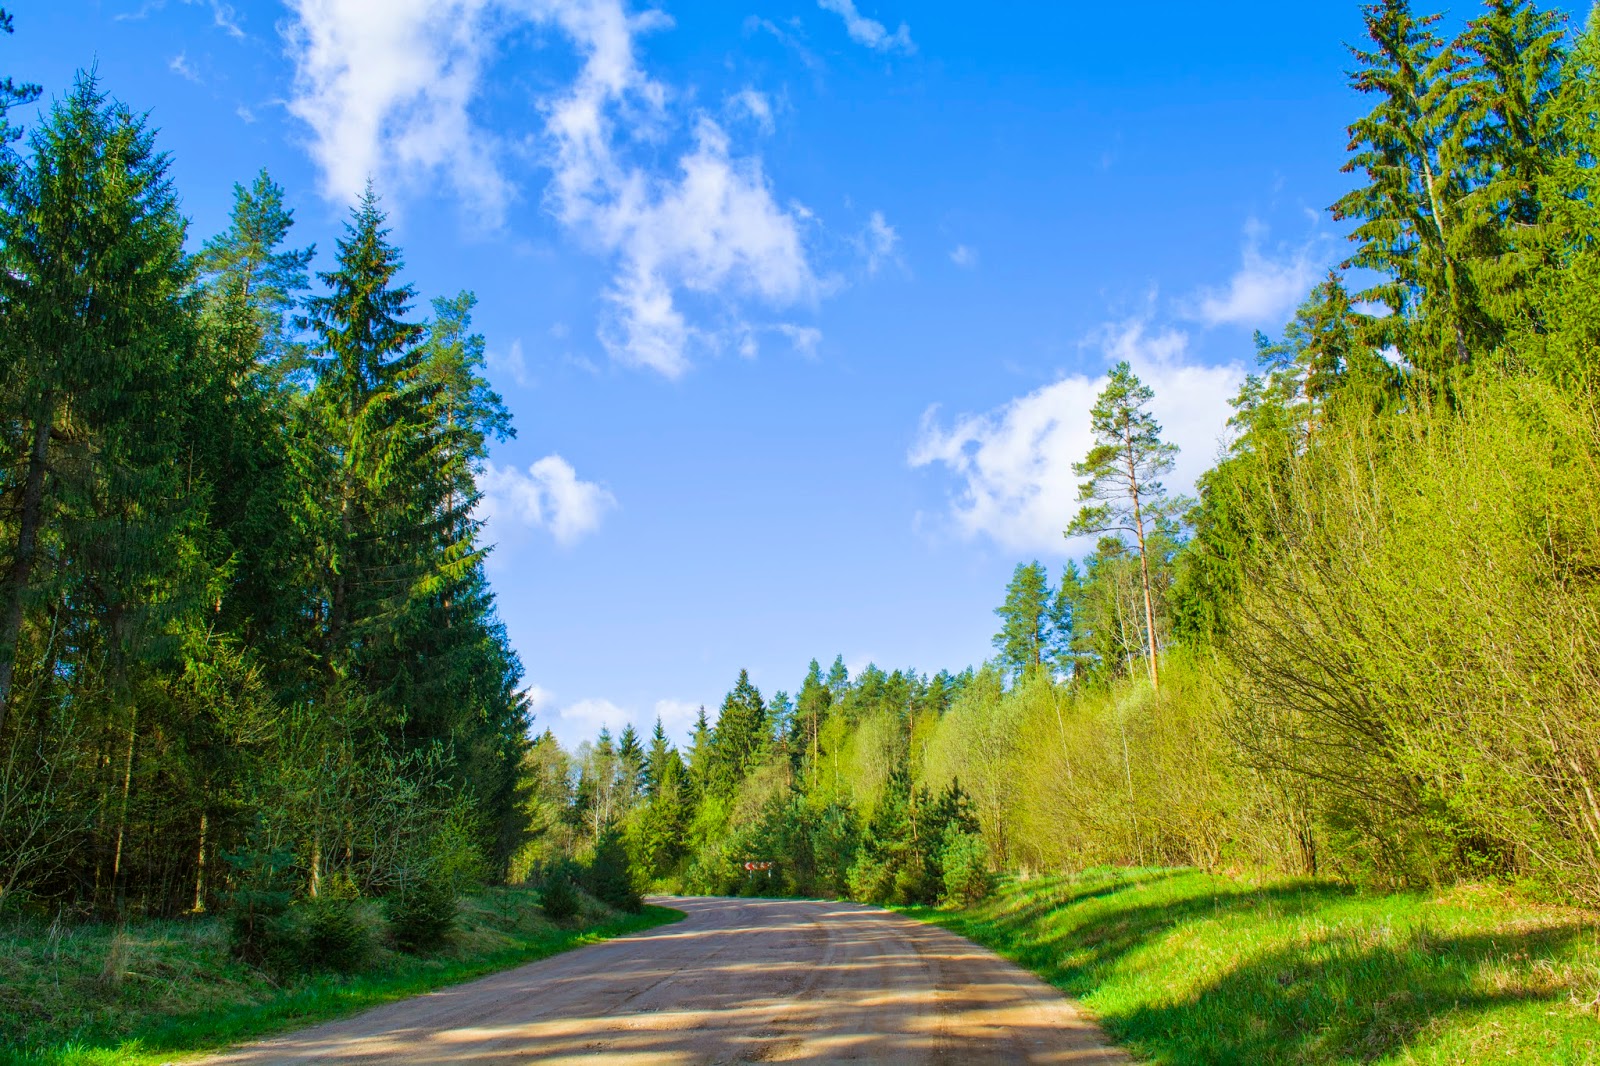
left=903, top=868, right=1600, bottom=1064
left=0, top=890, right=682, bottom=1066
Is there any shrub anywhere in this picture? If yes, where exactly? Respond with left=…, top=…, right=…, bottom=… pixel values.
left=298, top=872, right=372, bottom=970
left=941, top=831, right=993, bottom=906
left=539, top=862, right=580, bottom=921
left=386, top=876, right=457, bottom=953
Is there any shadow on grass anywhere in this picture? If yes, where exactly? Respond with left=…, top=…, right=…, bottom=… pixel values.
left=1112, top=924, right=1578, bottom=1065
left=0, top=906, right=683, bottom=1066
left=909, top=873, right=1582, bottom=1066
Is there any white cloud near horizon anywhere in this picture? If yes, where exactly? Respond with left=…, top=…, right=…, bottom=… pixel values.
left=530, top=691, right=705, bottom=748
left=1191, top=219, right=1324, bottom=329
left=478, top=454, right=617, bottom=546
left=817, top=0, right=914, bottom=54
left=909, top=320, right=1243, bottom=556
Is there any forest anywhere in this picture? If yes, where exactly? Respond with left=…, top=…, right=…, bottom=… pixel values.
left=5, top=0, right=1600, bottom=965
left=535, top=0, right=1600, bottom=911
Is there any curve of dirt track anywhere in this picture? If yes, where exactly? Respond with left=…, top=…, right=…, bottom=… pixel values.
left=205, top=895, right=1130, bottom=1064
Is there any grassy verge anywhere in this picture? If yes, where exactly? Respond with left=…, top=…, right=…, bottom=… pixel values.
left=0, top=889, right=682, bottom=1066
left=902, top=868, right=1600, bottom=1065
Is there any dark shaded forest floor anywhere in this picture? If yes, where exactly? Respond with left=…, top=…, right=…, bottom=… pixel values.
left=0, top=889, right=680, bottom=1066
left=902, top=868, right=1600, bottom=1064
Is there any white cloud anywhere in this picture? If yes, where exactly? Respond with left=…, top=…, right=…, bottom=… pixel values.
left=949, top=244, right=977, bottom=268
left=169, top=52, right=202, bottom=83
left=478, top=454, right=616, bottom=546
left=194, top=0, right=244, bottom=37
left=530, top=693, right=705, bottom=749
left=652, top=698, right=702, bottom=741
left=534, top=2, right=822, bottom=377
left=727, top=88, right=775, bottom=134
left=1191, top=219, right=1323, bottom=328
left=557, top=697, right=632, bottom=737
left=910, top=320, right=1243, bottom=555
left=488, top=338, right=532, bottom=387
left=282, top=0, right=827, bottom=376
left=281, top=0, right=514, bottom=223
left=860, top=210, right=899, bottom=275
left=817, top=0, right=914, bottom=54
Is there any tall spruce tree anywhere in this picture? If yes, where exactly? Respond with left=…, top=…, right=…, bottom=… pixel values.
left=992, top=561, right=1053, bottom=681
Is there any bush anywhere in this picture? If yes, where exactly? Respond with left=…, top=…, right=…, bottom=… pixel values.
left=386, top=876, right=457, bottom=953
left=298, top=872, right=372, bottom=970
left=539, top=862, right=580, bottom=921
left=223, top=847, right=298, bottom=972
left=941, top=831, right=993, bottom=906
left=846, top=850, right=896, bottom=905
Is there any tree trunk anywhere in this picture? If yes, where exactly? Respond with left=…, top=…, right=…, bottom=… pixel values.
left=0, top=398, right=53, bottom=738
left=1125, top=440, right=1161, bottom=690
left=110, top=700, right=138, bottom=910
left=191, top=810, right=208, bottom=913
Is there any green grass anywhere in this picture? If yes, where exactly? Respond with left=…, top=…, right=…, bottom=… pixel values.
left=0, top=889, right=682, bottom=1066
left=902, top=868, right=1600, bottom=1065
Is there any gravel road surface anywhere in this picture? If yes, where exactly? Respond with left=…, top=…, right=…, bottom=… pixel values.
left=204, top=895, right=1130, bottom=1064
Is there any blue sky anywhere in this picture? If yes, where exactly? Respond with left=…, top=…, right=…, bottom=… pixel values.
left=15, top=0, right=1586, bottom=747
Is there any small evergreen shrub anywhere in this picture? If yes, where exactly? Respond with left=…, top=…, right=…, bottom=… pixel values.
left=298, top=872, right=372, bottom=971
left=386, top=876, right=458, bottom=953
left=539, top=862, right=580, bottom=920
left=940, top=831, right=994, bottom=906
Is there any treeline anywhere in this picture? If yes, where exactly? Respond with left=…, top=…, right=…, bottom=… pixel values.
left=0, top=61, right=532, bottom=919
left=541, top=0, right=1600, bottom=907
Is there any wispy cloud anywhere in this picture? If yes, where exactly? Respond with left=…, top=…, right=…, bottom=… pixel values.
left=478, top=454, right=616, bottom=546
left=1190, top=219, right=1323, bottom=328
left=910, top=320, right=1242, bottom=555
left=169, top=52, right=202, bottom=83
left=488, top=338, right=532, bottom=388
left=817, top=0, right=914, bottom=54
left=949, top=243, right=977, bottom=268
left=860, top=210, right=900, bottom=276
left=727, top=87, right=775, bottom=134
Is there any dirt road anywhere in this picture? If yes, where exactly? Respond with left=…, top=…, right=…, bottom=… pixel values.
left=205, top=895, right=1129, bottom=1064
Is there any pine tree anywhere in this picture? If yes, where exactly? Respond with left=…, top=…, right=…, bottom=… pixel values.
left=1065, top=362, right=1183, bottom=689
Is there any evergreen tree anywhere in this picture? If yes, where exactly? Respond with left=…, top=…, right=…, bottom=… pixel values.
left=795, top=659, right=832, bottom=780
left=709, top=670, right=767, bottom=795
left=1065, top=363, right=1184, bottom=688
left=992, top=561, right=1053, bottom=681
